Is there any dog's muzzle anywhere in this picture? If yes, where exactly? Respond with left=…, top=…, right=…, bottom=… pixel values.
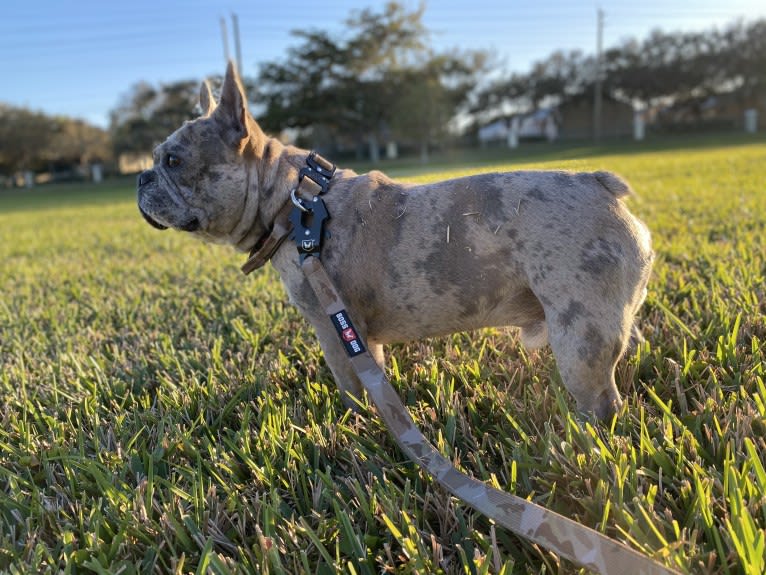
left=137, top=169, right=200, bottom=232
left=137, top=169, right=154, bottom=188
left=137, top=169, right=168, bottom=230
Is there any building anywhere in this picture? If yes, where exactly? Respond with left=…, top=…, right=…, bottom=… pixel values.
left=557, top=93, right=633, bottom=140
left=478, top=94, right=633, bottom=146
left=118, top=152, right=153, bottom=174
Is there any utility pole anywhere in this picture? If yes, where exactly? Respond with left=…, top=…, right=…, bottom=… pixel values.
left=220, top=17, right=231, bottom=65
left=231, top=13, right=243, bottom=76
left=593, top=8, right=604, bottom=143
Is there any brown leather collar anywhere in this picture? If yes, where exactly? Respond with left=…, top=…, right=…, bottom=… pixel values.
left=240, top=200, right=293, bottom=275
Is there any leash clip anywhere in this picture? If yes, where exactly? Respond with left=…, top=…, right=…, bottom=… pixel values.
left=290, top=188, right=309, bottom=213
left=289, top=195, right=330, bottom=262
left=286, top=151, right=336, bottom=263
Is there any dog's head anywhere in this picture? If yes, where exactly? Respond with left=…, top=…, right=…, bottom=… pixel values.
left=137, top=62, right=264, bottom=246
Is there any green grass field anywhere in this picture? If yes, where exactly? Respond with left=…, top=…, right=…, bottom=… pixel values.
left=0, top=136, right=764, bottom=574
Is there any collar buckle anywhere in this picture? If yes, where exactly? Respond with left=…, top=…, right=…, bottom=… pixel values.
left=297, top=151, right=336, bottom=195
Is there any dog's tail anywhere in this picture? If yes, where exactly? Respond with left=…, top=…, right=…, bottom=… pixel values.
left=592, top=171, right=632, bottom=198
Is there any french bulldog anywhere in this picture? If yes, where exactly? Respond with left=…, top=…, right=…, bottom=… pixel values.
left=137, top=63, right=653, bottom=419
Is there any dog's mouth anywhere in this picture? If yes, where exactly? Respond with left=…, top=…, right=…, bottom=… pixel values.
left=178, top=217, right=200, bottom=232
left=139, top=206, right=169, bottom=230
left=139, top=206, right=200, bottom=232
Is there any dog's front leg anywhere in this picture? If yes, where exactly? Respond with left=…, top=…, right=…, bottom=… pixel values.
left=311, top=315, right=383, bottom=411
left=275, top=256, right=383, bottom=411
left=302, top=306, right=384, bottom=411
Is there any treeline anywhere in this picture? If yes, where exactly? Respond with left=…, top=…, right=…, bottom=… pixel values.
left=107, top=8, right=766, bottom=158
left=0, top=105, right=110, bottom=183
left=1, top=4, right=764, bottom=183
left=475, top=19, right=765, bottom=117
left=254, top=3, right=489, bottom=162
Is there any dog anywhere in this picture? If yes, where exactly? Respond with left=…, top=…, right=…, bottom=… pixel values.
left=137, top=63, right=653, bottom=419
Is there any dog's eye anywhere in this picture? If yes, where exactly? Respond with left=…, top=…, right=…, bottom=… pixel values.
left=166, top=155, right=181, bottom=168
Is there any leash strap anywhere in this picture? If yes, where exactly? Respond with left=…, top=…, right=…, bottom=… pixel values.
left=299, top=256, right=680, bottom=575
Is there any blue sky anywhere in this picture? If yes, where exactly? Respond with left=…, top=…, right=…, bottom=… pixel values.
left=2, top=0, right=765, bottom=128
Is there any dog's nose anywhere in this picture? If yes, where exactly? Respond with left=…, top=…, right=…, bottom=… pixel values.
left=137, top=170, right=155, bottom=187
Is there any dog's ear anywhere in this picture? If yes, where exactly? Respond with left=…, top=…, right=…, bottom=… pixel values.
left=214, top=61, right=250, bottom=146
left=199, top=80, right=216, bottom=117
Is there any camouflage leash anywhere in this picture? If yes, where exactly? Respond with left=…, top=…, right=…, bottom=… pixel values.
left=299, top=256, right=681, bottom=575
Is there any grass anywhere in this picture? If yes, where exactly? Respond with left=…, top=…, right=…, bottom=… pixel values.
left=0, top=134, right=764, bottom=574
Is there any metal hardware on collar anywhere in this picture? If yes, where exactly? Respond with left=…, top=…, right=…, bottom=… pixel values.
left=289, top=195, right=329, bottom=263
left=288, top=151, right=336, bottom=263
left=290, top=188, right=309, bottom=212
left=298, top=151, right=336, bottom=195
left=241, top=151, right=336, bottom=275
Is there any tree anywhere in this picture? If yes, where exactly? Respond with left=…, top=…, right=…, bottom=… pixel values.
left=109, top=80, right=201, bottom=156
left=390, top=50, right=489, bottom=162
left=48, top=117, right=112, bottom=166
left=722, top=19, right=766, bottom=107
left=256, top=2, right=488, bottom=161
left=0, top=105, right=110, bottom=184
left=0, top=105, right=52, bottom=177
left=604, top=20, right=766, bottom=109
left=473, top=17, right=766, bottom=132
left=526, top=50, right=594, bottom=107
left=257, top=30, right=350, bottom=132
left=470, top=50, right=593, bottom=129
left=603, top=30, right=721, bottom=107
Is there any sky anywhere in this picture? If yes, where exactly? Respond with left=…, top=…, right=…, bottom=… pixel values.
left=2, top=0, right=765, bottom=129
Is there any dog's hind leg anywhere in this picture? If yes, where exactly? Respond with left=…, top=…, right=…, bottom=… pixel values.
left=545, top=306, right=630, bottom=419
left=530, top=263, right=649, bottom=419
left=523, top=202, right=652, bottom=418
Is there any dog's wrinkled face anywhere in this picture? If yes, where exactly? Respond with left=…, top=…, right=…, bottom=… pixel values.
left=137, top=64, right=254, bottom=245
